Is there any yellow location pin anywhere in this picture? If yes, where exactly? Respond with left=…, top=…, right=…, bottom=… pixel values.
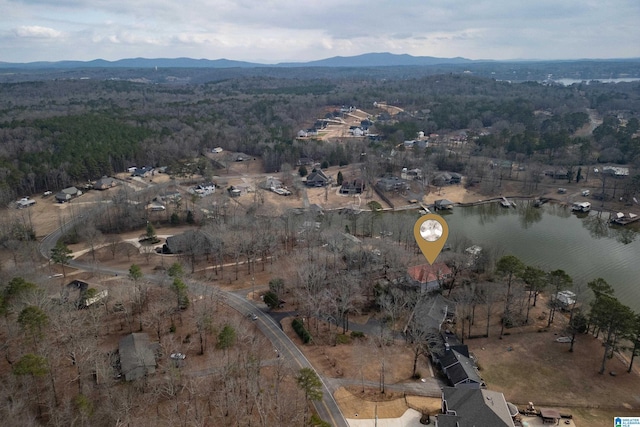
left=414, top=214, right=449, bottom=265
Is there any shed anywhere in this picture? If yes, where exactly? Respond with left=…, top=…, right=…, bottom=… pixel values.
left=540, top=408, right=561, bottom=424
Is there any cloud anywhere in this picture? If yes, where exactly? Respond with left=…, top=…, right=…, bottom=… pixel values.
left=1, top=0, right=639, bottom=62
left=14, top=25, right=62, bottom=38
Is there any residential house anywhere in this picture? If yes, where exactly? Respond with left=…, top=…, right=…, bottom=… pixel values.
left=376, top=176, right=409, bottom=192
left=55, top=187, right=82, bottom=203
left=415, top=139, right=429, bottom=149
left=297, top=157, right=315, bottom=167
left=407, top=262, right=452, bottom=292
left=602, top=165, right=629, bottom=177
left=438, top=387, right=516, bottom=427
left=118, top=333, right=157, bottom=381
left=413, top=294, right=455, bottom=339
left=434, top=171, right=464, bottom=186
left=94, top=176, right=118, bottom=190
left=190, top=182, right=216, bottom=197
left=261, top=176, right=283, bottom=190
left=360, top=119, right=374, bottom=130
left=401, top=168, right=423, bottom=181
left=164, top=230, right=215, bottom=255
left=314, top=119, right=329, bottom=130
left=340, top=178, right=365, bottom=194
left=132, top=166, right=154, bottom=178
left=349, top=127, right=365, bottom=136
left=305, top=170, right=330, bottom=187
left=439, top=349, right=485, bottom=389
left=449, top=173, right=462, bottom=184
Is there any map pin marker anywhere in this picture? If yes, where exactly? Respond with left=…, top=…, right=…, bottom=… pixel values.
left=414, top=214, right=449, bottom=265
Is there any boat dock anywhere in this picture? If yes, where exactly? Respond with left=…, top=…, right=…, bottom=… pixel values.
left=611, top=212, right=640, bottom=225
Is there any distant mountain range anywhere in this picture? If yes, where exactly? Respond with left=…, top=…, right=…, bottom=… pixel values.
left=0, top=53, right=481, bottom=69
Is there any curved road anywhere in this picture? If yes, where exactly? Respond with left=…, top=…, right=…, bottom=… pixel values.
left=39, top=221, right=348, bottom=427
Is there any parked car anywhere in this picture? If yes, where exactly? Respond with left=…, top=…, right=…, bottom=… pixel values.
left=170, top=353, right=186, bottom=360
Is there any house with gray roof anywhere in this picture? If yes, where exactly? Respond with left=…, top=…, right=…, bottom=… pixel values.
left=438, top=387, right=516, bottom=427
left=55, top=187, right=82, bottom=203
left=118, top=333, right=157, bottom=381
left=439, top=349, right=485, bottom=389
left=376, top=176, right=409, bottom=192
left=305, top=170, right=330, bottom=187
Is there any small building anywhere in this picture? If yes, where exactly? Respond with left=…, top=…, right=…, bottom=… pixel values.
left=147, top=202, right=166, bottom=212
left=228, top=186, right=242, bottom=197
left=94, top=176, right=118, bottom=190
left=434, top=199, right=455, bottom=210
left=16, top=197, right=36, bottom=208
left=55, top=187, right=82, bottom=203
left=554, top=290, right=576, bottom=309
left=407, top=262, right=452, bottom=292
left=118, top=333, right=157, bottom=381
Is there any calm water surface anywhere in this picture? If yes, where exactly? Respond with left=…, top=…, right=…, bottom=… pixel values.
left=443, top=202, right=640, bottom=311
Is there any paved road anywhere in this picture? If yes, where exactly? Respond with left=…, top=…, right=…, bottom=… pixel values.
left=39, top=223, right=349, bottom=427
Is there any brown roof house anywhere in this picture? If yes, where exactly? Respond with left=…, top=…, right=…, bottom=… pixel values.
left=407, top=262, right=452, bottom=293
left=94, top=176, right=118, bottom=190
left=118, top=333, right=157, bottom=381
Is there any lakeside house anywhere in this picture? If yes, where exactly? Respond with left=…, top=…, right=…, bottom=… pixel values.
left=407, top=263, right=452, bottom=293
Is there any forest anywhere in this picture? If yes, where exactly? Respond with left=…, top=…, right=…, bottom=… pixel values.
left=1, top=70, right=639, bottom=206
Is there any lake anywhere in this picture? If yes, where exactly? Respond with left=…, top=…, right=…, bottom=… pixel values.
left=442, top=202, right=640, bottom=311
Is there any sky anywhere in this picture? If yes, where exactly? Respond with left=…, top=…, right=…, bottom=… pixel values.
left=1, top=0, right=639, bottom=63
